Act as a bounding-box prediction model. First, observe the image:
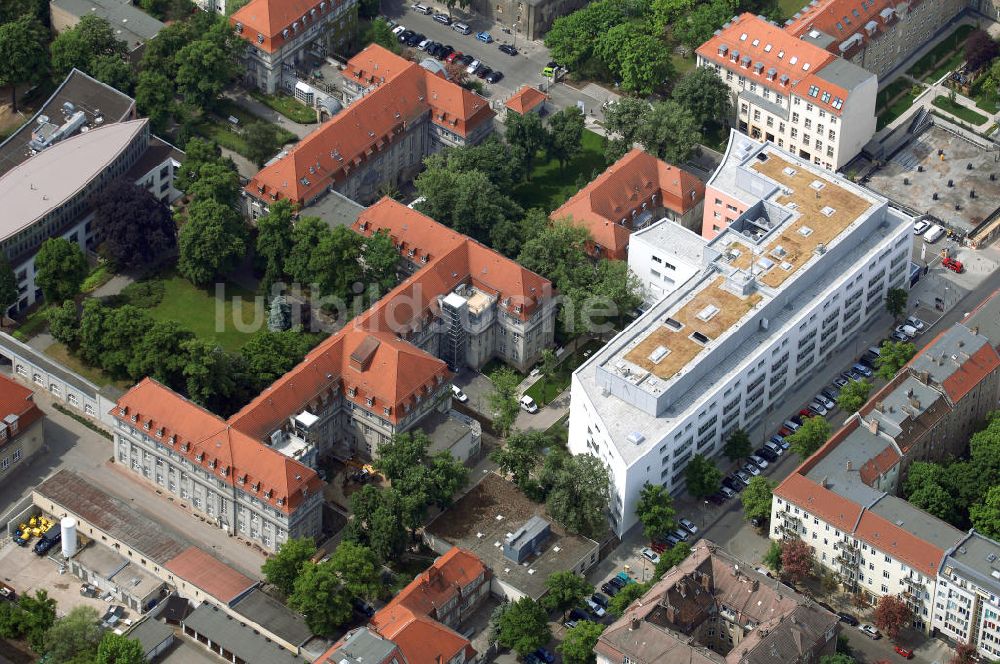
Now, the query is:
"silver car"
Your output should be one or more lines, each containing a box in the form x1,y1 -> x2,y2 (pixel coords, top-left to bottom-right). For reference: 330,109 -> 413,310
748,454 -> 769,470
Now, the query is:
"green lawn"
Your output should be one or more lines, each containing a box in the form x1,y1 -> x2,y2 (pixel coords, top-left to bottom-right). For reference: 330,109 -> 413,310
144,274 -> 262,352
876,87 -> 919,131
197,101 -> 298,161
908,24 -> 975,80
971,78 -> 1000,114
670,52 -> 697,77
13,305 -> 51,342
876,79 -> 912,112
932,95 -> 989,125
524,339 -> 603,406
248,91 -> 318,124
778,0 -> 811,19
511,129 -> 607,212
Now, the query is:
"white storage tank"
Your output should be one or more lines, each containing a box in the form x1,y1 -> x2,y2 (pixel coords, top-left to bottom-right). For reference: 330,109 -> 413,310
61,517 -> 77,558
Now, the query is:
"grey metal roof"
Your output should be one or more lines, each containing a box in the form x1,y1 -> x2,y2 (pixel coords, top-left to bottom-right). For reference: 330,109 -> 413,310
942,530 -> 1000,593
958,289 -> 1000,352
868,494 -> 965,553
51,0 -> 164,50
183,604 -> 307,664
126,617 -> 174,655
909,324 -> 990,387
804,425 -> 885,507
322,628 -> 398,664
34,469 -> 188,565
301,188 -> 365,229
232,588 -> 312,648
813,57 -> 874,94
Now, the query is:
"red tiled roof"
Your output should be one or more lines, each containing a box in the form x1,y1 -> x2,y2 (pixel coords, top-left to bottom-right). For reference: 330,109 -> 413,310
0,374 -> 42,445
859,445 -> 901,486
247,46 -> 493,205
696,13 -> 849,116
388,548 -> 487,617
113,378 -> 323,515
774,472 -> 863,534
372,607 -> 473,664
165,546 -> 257,604
853,510 -> 944,578
785,0 -> 901,57
231,0 -> 336,55
505,85 -> 547,115
550,148 -> 705,259
942,342 -> 1000,402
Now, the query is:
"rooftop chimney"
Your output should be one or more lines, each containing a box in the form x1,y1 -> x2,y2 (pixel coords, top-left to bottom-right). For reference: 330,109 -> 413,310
349,335 -> 381,371
909,397 -> 921,410
845,459 -> 853,471
630,615 -> 641,630
868,419 -> 879,435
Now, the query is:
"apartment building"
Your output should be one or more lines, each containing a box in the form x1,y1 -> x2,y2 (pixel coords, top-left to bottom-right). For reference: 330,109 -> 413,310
0,118 -> 181,313
113,198 -> 553,551
550,148 -> 705,260
771,291 -> 1000,638
568,132 -> 912,537
0,374 -> 44,484
595,540 -> 839,664
50,0 -> 164,64
245,45 -> 494,213
468,0 -> 588,40
231,0 -> 358,94
627,219 -> 710,305
786,0 -> 969,80
696,13 -> 877,171
935,531 -> 1000,660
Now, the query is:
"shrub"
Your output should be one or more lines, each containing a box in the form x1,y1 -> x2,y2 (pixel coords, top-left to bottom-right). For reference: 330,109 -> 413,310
120,280 -> 166,308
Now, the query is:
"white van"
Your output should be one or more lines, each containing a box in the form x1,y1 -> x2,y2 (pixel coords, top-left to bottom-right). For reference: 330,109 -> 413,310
453,21 -> 471,34
923,224 -> 945,243
412,3 -> 431,13
519,395 -> 538,413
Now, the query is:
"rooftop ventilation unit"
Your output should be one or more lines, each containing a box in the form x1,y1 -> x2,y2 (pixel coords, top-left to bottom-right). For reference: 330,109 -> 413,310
649,346 -> 669,364
627,432 -> 645,444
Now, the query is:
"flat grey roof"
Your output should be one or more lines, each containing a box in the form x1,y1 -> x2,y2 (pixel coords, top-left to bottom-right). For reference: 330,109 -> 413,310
869,494 -> 965,553
425,473 -> 598,600
944,531 -> 1000,593
420,409 -> 474,455
0,331 -> 124,400
814,55 -> 873,93
51,0 -> 165,50
183,604 -> 307,664
70,543 -> 169,599
322,628 -> 398,664
630,219 -> 708,265
35,469 -> 188,565
963,289 -> 1000,343
301,189 -> 365,229
0,69 -> 134,179
232,588 -> 311,648
127,617 -> 174,654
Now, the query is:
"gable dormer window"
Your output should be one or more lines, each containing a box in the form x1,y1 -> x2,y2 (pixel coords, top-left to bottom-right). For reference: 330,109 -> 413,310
143,419 -> 151,431
196,452 -> 204,462
348,387 -> 357,397
130,414 -> 138,423
383,407 -> 390,416
119,407 -> 128,416
366,397 -> 374,407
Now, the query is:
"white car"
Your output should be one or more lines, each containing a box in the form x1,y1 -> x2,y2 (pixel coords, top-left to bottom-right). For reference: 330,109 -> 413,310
465,59 -> 481,74
418,38 -> 430,50
719,485 -> 737,498
895,324 -> 918,339
585,598 -> 607,617
678,518 -> 698,535
905,315 -> 925,332
519,395 -> 538,413
859,623 -> 881,639
391,25 -> 406,35
814,394 -> 835,410
743,463 -> 761,477
913,219 -> 930,235
763,441 -> 784,457
923,224 -> 945,243
640,547 -> 660,564
451,384 -> 468,402
749,454 -> 769,470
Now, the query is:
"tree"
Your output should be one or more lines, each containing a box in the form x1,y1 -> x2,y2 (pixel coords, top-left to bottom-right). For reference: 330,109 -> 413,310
608,581 -> 648,617
488,367 -> 522,437
0,256 -> 17,314
543,571 -> 593,615
178,199 -> 247,286
673,0 -> 738,50
347,485 -> 409,561
505,111 -> 550,177
175,33 -> 237,109
763,540 -> 782,572
44,606 -> 103,664
560,620 -> 604,664
636,100 -> 700,164
87,54 -> 133,94
518,221 -> 591,288
602,97 -> 649,162
651,0 -> 694,29
653,541 -> 691,579
724,428 -> 752,463
240,330 -> 316,392
873,594 -> 912,641
819,655 -> 856,664
287,561 -> 353,636
490,206 -> 547,259
596,25 -> 674,96
965,29 -> 999,72
544,0 -> 631,72
185,161 -> 241,206
671,66 -> 733,128
741,476 -> 775,522
495,598 -> 551,656
18,590 -> 57,653
905,461 -> 960,524
286,216 -> 333,287
181,338 -> 246,415
35,238 -> 88,303
593,260 -> 643,328
50,15 -> 127,78
635,482 -> 676,539
836,379 -> 871,413
875,341 -> 916,381
244,121 -> 285,166
885,287 -> 908,319
970,486 -> 1000,540
547,106 -> 585,171
95,632 -> 147,664
47,301 -> 80,348
779,538 -> 814,585
684,453 -> 721,498
136,70 -> 175,132
129,320 -> 195,388
255,200 -> 295,294
359,230 -> 399,297
328,541 -> 382,600
268,296 -> 291,331
91,179 -> 177,272
0,15 -> 49,112
539,348 -> 559,391
261,536 -> 317,595
362,18 -> 401,53
950,641 -> 979,664
545,454 -> 610,538
414,167 -> 522,245
491,430 -> 548,489
787,416 -> 831,459
432,139 -> 526,191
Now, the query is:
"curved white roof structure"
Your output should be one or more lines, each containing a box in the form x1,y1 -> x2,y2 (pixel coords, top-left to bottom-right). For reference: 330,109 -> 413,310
0,119 -> 147,243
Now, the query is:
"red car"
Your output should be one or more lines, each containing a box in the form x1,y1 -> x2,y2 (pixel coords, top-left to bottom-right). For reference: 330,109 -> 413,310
942,257 -> 964,273
445,51 -> 462,63
894,646 -> 914,659
798,408 -> 813,418
778,426 -> 794,437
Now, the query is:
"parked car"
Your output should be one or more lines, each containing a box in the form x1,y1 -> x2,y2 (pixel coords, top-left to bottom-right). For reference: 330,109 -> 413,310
451,385 -> 468,402
101,605 -> 125,627
79,584 -> 97,598
641,547 -> 660,564
734,469 -> 753,485
412,2 -> 432,12
664,533 -> 680,546
821,387 -> 840,402
722,475 -> 744,491
832,376 -> 850,389
564,619 -> 577,629
534,647 -> 556,664
407,32 -> 425,46
672,528 -> 689,542
719,485 -> 737,498
465,59 -> 481,74
894,646 -> 913,659
391,24 -> 407,35
894,324 -> 918,339
770,435 -> 789,450
437,45 -> 454,60
763,441 -> 783,458
457,54 -> 474,66
352,598 -> 375,617
756,446 -> 778,463
485,70 -> 503,83
859,623 -> 881,639
943,256 -> 964,273
476,66 -> 492,79
585,598 -> 607,618
814,393 -> 835,410
904,315 -> 924,331
445,50 -> 461,63
433,13 -> 451,24
397,29 -> 414,42
891,329 -> 910,342
913,219 -> 930,235
33,529 -> 60,556
476,31 -> 493,43
845,368 -> 865,381
499,43 -> 518,55
569,608 -> 590,622
678,518 -> 698,534
778,425 -> 794,437
853,362 -> 873,378
836,611 -> 859,626
601,581 -> 620,596
923,224 -> 945,243
591,592 -> 609,608
0,583 -> 14,601
742,463 -> 761,477
707,492 -> 726,505
782,419 -> 801,432
808,401 -> 828,416
748,454 -> 769,469
519,395 -> 538,413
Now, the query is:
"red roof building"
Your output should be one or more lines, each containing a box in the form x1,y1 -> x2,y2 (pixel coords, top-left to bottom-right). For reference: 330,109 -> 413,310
551,148 -> 705,260
0,373 -> 44,477
244,45 -> 494,214
505,85 -> 547,116
165,546 -> 257,606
